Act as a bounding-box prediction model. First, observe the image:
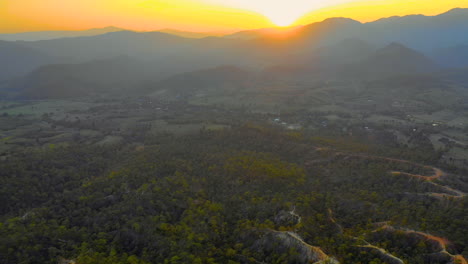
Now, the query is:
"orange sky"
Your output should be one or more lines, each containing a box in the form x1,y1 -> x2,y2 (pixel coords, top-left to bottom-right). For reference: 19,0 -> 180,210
1,0 -> 468,33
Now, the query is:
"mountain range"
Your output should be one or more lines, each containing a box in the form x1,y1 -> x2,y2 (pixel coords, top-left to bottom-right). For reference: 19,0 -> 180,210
1,8 -> 468,99
0,26 -> 123,41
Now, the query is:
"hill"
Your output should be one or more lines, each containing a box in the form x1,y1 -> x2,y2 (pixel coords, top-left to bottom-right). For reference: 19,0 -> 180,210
149,66 -> 255,100
158,29 -> 225,39
235,8 -> 468,52
9,57 -> 155,99
0,40 -> 56,81
0,26 -> 123,41
1,8 -> 468,84
360,8 -> 468,51
431,45 -> 468,68
341,43 -> 439,79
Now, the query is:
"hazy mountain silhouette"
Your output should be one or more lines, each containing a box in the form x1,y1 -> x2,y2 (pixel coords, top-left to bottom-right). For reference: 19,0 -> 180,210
340,43 -> 439,79
17,31 -> 197,62
13,30 -> 266,68
224,26 -> 304,40
9,57 -> 156,99
262,38 -> 376,81
360,8 -> 468,51
1,8 -> 468,99
0,26 -> 123,41
243,18 -> 362,60
0,40 -> 57,81
431,45 -> 468,68
158,29 -> 225,39
307,38 -> 376,65
234,8 -> 468,52
437,67 -> 468,86
220,9 -> 468,66
0,9 -> 465,63
263,42 -> 434,81
7,57 -> 257,99
149,66 -> 254,99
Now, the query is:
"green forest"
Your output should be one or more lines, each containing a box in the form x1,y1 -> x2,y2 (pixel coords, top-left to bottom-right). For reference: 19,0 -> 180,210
1,124 -> 467,264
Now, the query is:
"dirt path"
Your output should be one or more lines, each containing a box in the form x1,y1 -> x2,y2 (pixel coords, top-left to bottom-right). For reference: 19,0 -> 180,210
285,231 -> 328,259
357,244 -> 405,264
377,158 -> 464,198
308,149 -> 466,199
426,181 -> 466,199
390,167 -> 444,181
266,209 -> 339,264
376,225 -> 468,264
339,153 -> 444,181
306,149 -> 467,262
351,231 -> 405,264
268,230 -> 338,264
403,229 -> 467,264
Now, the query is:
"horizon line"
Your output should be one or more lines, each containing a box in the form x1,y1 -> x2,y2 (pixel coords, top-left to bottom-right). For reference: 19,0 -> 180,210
0,7 -> 465,35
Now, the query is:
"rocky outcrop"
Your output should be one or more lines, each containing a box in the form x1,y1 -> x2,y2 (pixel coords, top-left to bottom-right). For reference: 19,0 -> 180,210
255,230 -> 339,264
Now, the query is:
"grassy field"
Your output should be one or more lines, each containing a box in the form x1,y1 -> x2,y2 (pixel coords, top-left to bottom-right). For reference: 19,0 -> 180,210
0,100 -> 94,119
1,93 -> 467,169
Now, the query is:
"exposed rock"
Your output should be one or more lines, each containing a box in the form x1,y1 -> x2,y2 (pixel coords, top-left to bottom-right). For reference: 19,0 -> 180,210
274,209 -> 300,227
254,230 -> 339,264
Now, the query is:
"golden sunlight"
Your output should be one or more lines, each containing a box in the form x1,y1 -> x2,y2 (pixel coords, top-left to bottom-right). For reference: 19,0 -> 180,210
2,0 -> 468,32
206,0 -> 359,26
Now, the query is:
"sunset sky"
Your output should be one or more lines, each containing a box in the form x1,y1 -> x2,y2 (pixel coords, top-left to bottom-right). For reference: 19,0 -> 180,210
2,0 -> 468,33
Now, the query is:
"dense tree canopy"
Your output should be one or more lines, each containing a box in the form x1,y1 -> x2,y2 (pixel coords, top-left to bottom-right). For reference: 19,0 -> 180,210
0,125 -> 466,264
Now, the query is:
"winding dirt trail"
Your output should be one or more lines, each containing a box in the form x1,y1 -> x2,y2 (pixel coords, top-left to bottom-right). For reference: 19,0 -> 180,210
268,230 -> 338,264
390,167 -> 444,181
328,211 -> 404,264
285,231 -> 328,259
404,229 -> 467,264
265,209 -> 339,264
426,181 -> 466,199
375,225 -> 468,264
357,244 -> 405,264
338,153 -> 444,181
308,148 -> 466,199
305,148 -> 467,262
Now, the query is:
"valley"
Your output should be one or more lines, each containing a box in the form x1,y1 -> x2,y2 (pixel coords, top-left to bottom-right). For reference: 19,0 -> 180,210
1,94 -> 467,263
1,7 -> 468,264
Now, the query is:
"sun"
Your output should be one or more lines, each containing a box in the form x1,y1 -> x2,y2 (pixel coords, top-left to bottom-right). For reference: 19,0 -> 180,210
240,2 -> 310,27
263,10 -> 301,27
205,0 -> 320,27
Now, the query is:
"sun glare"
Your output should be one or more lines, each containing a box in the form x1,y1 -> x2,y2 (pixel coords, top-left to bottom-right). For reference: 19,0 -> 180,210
205,0 -> 356,27
247,3 -> 309,27
265,11 -> 301,27
2,0 -> 468,33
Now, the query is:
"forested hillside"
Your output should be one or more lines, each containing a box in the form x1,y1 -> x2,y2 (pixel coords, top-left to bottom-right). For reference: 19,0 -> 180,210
1,6 -> 468,264
1,124 -> 466,264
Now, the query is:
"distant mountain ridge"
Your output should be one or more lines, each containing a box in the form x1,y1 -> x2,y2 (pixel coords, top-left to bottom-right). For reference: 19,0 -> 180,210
8,57 -> 156,99
226,8 -> 468,52
148,66 -> 254,100
7,40 -> 442,100
16,30 -> 197,62
263,42 -> 439,81
0,40 -> 57,81
2,7 -> 467,45
0,27 -> 124,41
358,8 -> 468,51
431,44 -> 468,68
157,29 -> 226,39
1,7 -> 468,97
344,42 -> 440,78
